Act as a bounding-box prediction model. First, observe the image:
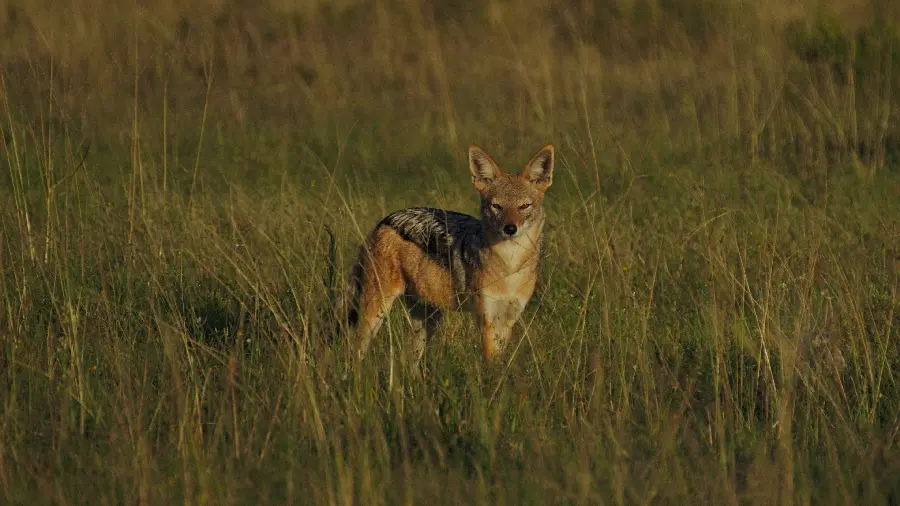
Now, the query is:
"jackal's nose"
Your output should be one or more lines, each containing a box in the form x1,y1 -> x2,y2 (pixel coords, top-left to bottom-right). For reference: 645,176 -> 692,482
503,224 -> 518,236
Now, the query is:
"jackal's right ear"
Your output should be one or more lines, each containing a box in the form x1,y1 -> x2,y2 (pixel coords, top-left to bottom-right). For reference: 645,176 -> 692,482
469,146 -> 501,192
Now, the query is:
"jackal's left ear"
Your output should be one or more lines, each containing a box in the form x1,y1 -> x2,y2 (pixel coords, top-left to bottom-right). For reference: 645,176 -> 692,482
524,144 -> 554,191
469,146 -> 501,192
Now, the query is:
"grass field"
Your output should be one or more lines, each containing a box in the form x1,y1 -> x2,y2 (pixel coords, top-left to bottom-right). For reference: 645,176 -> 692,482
1,0 -> 899,504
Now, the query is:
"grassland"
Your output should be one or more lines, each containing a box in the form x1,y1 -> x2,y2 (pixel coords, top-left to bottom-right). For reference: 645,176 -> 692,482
1,0 -> 899,504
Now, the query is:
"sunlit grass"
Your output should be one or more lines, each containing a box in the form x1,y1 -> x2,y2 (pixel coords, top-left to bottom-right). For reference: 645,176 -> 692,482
0,0 -> 898,504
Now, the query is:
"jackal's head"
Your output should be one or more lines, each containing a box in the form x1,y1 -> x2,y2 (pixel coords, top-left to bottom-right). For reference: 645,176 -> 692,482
469,144 -> 554,241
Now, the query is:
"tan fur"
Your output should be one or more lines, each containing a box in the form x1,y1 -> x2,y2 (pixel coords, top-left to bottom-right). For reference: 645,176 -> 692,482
352,144 -> 554,364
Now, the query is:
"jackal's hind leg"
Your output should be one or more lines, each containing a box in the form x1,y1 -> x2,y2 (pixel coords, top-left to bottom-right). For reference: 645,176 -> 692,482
356,276 -> 403,361
404,297 -> 443,368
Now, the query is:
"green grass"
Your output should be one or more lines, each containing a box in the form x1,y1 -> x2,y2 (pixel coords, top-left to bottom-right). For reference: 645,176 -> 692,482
1,0 -> 899,504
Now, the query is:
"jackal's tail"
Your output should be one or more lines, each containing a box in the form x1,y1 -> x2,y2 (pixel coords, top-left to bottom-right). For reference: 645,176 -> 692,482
322,225 -> 363,341
345,260 -> 363,328
330,256 -> 363,343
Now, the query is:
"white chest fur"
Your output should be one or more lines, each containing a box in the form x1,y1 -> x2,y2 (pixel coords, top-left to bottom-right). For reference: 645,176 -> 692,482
480,230 -> 541,302
490,239 -> 537,283
479,238 -> 539,333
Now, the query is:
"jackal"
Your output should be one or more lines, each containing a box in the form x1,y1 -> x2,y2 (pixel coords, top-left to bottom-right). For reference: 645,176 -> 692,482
348,144 -> 554,364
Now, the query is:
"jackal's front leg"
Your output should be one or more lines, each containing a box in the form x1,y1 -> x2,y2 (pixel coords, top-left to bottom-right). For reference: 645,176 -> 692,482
477,293 -> 523,360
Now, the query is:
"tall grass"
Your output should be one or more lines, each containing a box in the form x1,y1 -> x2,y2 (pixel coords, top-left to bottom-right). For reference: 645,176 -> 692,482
1,0 -> 898,504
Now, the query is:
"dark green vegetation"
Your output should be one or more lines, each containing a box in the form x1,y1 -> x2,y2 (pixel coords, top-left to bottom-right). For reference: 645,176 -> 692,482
1,0 -> 898,504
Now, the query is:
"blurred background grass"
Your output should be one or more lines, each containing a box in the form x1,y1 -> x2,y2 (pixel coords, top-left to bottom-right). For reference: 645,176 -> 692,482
1,0 -> 899,504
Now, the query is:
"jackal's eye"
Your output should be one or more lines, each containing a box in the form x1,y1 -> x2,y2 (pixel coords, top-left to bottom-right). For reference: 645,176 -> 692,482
519,202 -> 532,210
490,203 -> 503,211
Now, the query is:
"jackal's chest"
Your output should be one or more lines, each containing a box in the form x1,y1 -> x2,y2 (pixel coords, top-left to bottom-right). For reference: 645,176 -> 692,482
477,241 -> 540,300
474,254 -> 538,330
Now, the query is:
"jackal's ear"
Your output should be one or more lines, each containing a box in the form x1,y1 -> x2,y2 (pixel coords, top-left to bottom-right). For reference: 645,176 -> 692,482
524,144 -> 554,191
469,146 -> 501,192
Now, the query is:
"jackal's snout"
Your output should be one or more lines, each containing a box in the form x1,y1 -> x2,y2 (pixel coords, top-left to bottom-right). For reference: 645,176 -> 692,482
500,208 -> 522,237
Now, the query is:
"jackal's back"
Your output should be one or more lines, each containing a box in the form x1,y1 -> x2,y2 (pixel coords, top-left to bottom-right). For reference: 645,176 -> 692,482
378,207 -> 484,271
